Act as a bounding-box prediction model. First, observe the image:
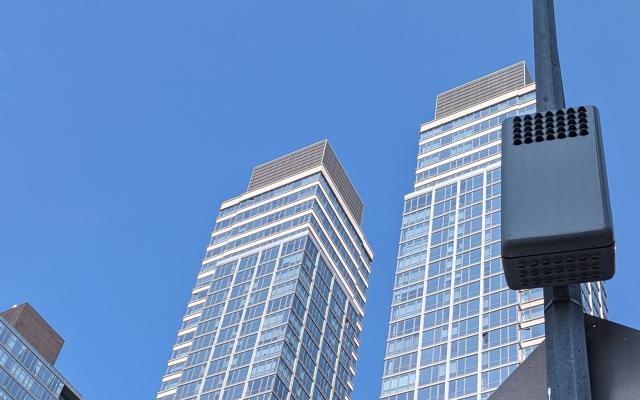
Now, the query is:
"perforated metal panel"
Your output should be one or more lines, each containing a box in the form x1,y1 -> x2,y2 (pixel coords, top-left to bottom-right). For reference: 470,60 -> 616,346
501,105 -> 615,289
511,106 -> 592,145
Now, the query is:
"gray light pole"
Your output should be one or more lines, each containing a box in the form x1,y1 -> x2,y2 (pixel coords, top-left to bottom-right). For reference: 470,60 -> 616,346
532,1 -> 592,399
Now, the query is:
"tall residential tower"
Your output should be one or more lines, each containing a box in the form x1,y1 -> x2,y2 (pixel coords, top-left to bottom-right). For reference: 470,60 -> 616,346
380,62 -> 607,400
157,140 -> 373,400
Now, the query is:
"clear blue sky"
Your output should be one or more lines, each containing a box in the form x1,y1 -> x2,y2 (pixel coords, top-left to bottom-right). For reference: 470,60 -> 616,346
1,2 -> 639,399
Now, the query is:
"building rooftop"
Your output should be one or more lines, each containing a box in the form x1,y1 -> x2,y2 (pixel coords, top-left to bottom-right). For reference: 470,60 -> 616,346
0,303 -> 82,400
435,61 -> 532,119
0,303 -> 64,365
247,140 -> 364,224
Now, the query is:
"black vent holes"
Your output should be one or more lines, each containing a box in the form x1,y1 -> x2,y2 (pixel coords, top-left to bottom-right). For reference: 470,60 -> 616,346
512,106 -> 589,146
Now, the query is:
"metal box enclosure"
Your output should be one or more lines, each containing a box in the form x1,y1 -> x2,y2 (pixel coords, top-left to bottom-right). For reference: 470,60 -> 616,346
501,105 -> 614,289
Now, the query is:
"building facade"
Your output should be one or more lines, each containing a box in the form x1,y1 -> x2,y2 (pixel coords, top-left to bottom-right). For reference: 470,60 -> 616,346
157,140 -> 373,400
0,303 -> 82,400
380,62 -> 607,400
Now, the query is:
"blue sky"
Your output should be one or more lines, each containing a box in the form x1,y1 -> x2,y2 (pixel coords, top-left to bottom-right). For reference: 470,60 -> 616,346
1,2 -> 639,399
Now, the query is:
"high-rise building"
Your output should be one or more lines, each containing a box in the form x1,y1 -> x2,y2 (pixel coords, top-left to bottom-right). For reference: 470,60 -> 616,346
0,303 -> 83,400
157,140 -> 373,400
379,62 -> 607,400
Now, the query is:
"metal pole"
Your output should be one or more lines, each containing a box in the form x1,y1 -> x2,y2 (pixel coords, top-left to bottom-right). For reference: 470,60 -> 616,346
533,1 -> 592,399
533,0 -> 565,110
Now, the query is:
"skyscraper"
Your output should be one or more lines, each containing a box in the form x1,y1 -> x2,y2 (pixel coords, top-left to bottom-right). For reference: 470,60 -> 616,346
157,140 -> 373,400
0,303 -> 83,400
380,62 -> 607,400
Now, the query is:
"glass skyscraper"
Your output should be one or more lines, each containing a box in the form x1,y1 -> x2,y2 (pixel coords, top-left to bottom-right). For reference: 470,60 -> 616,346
379,62 -> 607,400
157,140 -> 373,400
0,303 -> 83,400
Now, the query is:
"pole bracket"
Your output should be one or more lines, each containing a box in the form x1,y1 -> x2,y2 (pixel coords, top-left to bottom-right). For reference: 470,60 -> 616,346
544,285 -> 583,310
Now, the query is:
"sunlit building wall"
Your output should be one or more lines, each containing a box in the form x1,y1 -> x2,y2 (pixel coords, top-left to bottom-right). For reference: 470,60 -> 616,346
379,62 -> 607,400
157,140 -> 373,400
